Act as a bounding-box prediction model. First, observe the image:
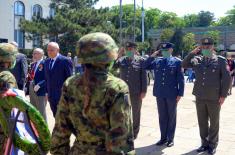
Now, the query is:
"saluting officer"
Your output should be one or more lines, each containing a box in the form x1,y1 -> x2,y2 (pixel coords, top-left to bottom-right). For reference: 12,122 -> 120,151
143,42 -> 185,147
115,41 -> 147,139
182,37 -> 231,155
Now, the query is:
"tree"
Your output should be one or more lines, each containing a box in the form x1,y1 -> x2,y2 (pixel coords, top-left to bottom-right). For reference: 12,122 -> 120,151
137,41 -> 150,55
160,28 -> 174,42
226,5 -> 235,25
145,8 -> 161,30
204,30 -> 220,45
20,0 -> 117,54
215,16 -> 232,26
184,14 -> 198,27
182,33 -> 195,55
170,28 -> 184,56
158,12 -> 185,29
197,11 -> 214,27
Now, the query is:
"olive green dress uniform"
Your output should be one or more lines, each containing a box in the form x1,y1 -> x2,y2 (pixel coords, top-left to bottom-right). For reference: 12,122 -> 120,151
115,55 -> 147,139
182,52 -> 231,149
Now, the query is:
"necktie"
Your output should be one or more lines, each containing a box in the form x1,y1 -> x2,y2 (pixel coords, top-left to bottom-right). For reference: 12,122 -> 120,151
30,63 -> 36,80
49,59 -> 54,70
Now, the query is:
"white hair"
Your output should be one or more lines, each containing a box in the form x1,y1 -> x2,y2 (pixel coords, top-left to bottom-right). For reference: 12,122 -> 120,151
10,41 -> 18,47
33,48 -> 44,55
48,42 -> 60,50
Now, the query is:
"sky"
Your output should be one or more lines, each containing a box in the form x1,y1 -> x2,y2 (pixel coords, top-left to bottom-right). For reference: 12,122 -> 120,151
95,0 -> 235,19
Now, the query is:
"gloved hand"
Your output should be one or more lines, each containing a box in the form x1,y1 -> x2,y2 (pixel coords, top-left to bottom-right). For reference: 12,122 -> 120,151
34,85 -> 40,92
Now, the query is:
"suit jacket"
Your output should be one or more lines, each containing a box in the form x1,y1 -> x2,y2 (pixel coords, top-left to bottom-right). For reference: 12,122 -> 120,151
31,60 -> 46,96
10,53 -> 28,87
44,54 -> 73,103
143,56 -> 185,99
115,55 -> 147,95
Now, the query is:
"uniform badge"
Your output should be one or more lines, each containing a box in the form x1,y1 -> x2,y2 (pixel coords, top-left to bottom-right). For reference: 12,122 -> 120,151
162,44 -> 166,48
205,39 -> 209,43
212,69 -> 215,72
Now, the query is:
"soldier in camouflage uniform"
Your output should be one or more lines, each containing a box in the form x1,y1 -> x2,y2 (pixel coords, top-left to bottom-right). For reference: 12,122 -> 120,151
50,32 -> 135,155
0,43 -> 18,154
182,37 -> 231,155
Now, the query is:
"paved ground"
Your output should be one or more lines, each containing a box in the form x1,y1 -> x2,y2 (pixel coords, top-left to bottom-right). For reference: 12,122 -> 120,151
46,81 -> 235,155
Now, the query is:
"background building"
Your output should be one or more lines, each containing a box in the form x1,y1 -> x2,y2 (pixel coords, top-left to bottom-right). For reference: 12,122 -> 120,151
0,0 -> 53,49
148,26 -> 235,51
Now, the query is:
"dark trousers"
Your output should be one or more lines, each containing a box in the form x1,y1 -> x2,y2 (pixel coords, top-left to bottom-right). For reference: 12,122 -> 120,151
49,99 -> 59,117
156,97 -> 177,141
130,94 -> 142,139
196,98 -> 221,149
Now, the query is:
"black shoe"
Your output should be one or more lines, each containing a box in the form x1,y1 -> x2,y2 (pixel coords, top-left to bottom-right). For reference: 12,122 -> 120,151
166,141 -> 174,147
208,147 -> 216,155
155,139 -> 167,146
196,146 -> 209,152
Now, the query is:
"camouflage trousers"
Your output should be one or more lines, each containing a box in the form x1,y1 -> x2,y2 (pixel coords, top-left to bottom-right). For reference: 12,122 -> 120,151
0,129 -> 6,154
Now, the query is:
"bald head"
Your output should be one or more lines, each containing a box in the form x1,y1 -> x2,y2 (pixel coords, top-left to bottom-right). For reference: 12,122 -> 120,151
47,42 -> 60,58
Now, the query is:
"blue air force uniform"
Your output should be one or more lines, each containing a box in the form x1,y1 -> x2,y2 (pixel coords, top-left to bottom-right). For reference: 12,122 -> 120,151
143,43 -> 184,145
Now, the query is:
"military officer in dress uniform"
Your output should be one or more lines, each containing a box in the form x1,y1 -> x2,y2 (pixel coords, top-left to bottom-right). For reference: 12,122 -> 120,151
115,41 -> 147,139
143,42 -> 184,147
182,37 -> 231,155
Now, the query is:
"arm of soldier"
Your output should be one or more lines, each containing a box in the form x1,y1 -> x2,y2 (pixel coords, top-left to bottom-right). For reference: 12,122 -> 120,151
176,61 -> 185,103
50,84 -> 72,155
182,47 -> 200,68
142,56 -> 156,70
220,59 -> 231,99
105,92 -> 135,154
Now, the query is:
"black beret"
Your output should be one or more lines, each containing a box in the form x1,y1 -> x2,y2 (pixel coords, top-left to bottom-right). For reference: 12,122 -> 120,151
159,42 -> 175,49
201,37 -> 214,45
125,41 -> 137,48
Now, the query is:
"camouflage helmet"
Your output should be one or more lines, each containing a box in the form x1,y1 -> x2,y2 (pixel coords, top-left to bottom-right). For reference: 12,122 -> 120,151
0,43 -> 18,68
76,32 -> 118,64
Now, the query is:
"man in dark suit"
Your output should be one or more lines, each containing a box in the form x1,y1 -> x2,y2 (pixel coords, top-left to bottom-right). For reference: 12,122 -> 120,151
10,41 -> 28,90
143,42 -> 185,147
29,48 -> 47,121
45,42 -> 73,117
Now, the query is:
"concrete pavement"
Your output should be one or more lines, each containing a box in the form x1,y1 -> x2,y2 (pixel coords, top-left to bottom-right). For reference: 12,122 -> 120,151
135,81 -> 235,155
46,81 -> 235,155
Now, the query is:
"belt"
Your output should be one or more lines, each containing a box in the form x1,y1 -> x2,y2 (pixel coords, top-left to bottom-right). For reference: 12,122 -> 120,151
76,139 -> 105,147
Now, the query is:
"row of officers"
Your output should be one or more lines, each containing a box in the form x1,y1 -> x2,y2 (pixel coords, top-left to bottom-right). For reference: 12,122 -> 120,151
115,37 -> 231,155
1,33 -> 230,155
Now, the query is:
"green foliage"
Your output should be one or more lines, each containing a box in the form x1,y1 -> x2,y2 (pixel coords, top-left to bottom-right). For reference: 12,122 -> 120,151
183,14 -> 198,27
182,33 -> 195,54
197,11 -> 214,27
160,28 -> 174,42
137,41 -> 150,54
170,28 -> 184,56
158,12 -> 185,28
204,30 -> 220,45
226,5 -> 235,25
145,8 -> 161,30
19,49 -> 33,58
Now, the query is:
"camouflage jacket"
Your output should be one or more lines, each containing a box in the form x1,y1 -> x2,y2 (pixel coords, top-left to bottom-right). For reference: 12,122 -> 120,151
50,69 -> 135,155
0,70 -> 17,153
